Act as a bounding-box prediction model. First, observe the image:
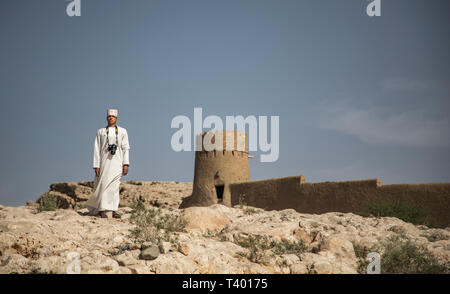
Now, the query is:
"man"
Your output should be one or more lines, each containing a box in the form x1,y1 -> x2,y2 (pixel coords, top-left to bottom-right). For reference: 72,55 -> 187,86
86,109 -> 130,218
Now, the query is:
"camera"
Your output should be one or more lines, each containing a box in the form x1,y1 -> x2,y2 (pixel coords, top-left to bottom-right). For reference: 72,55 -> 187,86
108,144 -> 118,155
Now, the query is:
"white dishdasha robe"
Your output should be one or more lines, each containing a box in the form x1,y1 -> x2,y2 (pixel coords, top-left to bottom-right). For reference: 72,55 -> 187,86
86,126 -> 130,215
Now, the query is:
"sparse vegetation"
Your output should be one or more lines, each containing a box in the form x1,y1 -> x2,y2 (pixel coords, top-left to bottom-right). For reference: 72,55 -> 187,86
421,231 -> 449,243
108,244 -> 133,256
272,239 -> 307,256
353,236 -> 449,274
279,212 -> 296,222
234,234 -> 308,264
244,207 -> 261,215
37,192 -> 58,212
352,242 -> 374,274
276,259 -> 289,268
203,229 -> 222,239
127,180 -> 143,186
237,193 -> 263,215
362,199 -> 437,227
379,235 -> 449,274
235,234 -> 272,263
129,200 -> 186,245
203,227 -> 230,242
310,222 -> 320,228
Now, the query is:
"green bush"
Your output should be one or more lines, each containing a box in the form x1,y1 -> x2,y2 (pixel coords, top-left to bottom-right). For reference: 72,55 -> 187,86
235,234 -> 272,263
353,236 -> 449,274
129,200 -> 186,244
235,234 -> 308,264
364,199 -> 437,227
127,180 -> 143,186
272,239 -> 307,256
380,235 -> 449,274
37,193 -> 58,212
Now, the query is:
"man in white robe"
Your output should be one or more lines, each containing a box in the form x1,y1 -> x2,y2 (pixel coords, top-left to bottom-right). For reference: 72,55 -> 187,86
86,109 -> 130,218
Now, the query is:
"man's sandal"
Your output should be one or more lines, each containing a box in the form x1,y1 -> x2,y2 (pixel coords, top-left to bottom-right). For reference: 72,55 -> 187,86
112,212 -> 121,219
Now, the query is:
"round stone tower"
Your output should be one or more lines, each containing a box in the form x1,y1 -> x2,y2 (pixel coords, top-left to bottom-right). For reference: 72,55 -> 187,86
181,130 -> 250,208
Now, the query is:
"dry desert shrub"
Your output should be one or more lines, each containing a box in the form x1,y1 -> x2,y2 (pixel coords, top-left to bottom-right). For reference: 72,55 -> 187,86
363,198 -> 437,227
129,200 -> 186,245
353,235 -> 449,274
234,234 -> 307,264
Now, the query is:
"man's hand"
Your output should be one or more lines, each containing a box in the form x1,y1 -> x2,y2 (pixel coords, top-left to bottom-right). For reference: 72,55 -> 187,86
122,165 -> 129,176
94,168 -> 100,177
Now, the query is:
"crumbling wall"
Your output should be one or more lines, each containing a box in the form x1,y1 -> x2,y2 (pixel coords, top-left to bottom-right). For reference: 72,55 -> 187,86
376,183 -> 450,227
229,176 -> 450,227
229,175 -> 305,209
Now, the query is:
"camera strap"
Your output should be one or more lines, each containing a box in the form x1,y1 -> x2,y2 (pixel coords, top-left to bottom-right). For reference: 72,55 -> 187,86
106,125 -> 119,146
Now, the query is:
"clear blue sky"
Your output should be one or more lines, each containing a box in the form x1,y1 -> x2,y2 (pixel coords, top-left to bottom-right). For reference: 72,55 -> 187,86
1,0 -> 449,206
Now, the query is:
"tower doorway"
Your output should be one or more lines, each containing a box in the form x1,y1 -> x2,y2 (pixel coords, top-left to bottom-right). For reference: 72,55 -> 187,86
215,185 -> 224,203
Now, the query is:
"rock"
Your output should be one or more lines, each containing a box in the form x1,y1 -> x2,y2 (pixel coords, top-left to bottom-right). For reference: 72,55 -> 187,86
290,263 -> 308,274
0,184 -> 448,274
140,242 -> 154,250
148,254 -> 198,274
158,241 -> 176,254
0,254 -> 30,273
140,246 -> 160,260
292,228 -> 314,243
113,250 -> 140,266
26,201 -> 38,207
127,264 -> 152,274
49,182 -> 93,202
181,205 -> 231,233
178,243 -> 189,256
28,256 -> 67,274
81,254 -> 120,274
311,261 -> 334,274
321,236 -> 356,259
37,191 -> 76,210
114,267 -> 133,274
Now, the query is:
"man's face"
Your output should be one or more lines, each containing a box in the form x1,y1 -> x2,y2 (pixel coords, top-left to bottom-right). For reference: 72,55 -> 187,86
107,115 -> 117,125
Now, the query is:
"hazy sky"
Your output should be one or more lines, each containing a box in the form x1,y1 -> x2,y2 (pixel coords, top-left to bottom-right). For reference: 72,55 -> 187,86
1,0 -> 449,206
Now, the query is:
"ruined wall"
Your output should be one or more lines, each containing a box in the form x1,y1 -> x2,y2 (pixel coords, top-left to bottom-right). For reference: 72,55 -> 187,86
376,183 -> 450,228
229,176 -> 450,227
229,175 -> 306,209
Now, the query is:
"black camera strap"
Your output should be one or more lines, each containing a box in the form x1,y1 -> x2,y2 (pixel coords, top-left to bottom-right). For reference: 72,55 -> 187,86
106,125 -> 119,147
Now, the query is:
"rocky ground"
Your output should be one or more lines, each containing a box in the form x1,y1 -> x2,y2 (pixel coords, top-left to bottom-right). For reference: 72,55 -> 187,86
0,181 -> 449,274
32,180 -> 192,211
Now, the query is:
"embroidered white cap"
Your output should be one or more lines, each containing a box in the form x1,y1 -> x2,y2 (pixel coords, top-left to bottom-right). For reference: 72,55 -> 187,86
107,109 -> 118,117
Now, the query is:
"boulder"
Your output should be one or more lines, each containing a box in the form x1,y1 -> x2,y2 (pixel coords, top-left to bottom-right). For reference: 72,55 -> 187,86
158,242 -> 176,254
140,246 -> 160,260
181,205 -> 231,233
321,236 -> 356,259
178,242 -> 189,256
